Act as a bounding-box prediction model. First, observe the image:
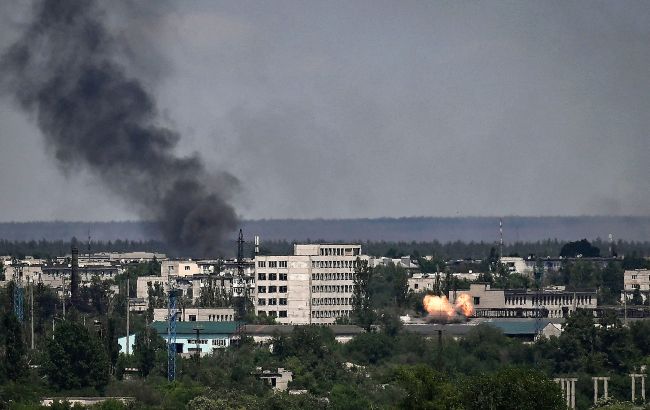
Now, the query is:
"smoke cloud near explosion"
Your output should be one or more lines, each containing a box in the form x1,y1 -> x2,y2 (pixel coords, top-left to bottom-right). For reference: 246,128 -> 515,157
0,0 -> 238,256
423,293 -> 474,322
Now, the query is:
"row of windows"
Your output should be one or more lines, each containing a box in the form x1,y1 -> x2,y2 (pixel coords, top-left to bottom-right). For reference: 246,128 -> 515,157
312,310 -> 351,318
312,297 -> 352,306
257,261 -> 288,268
312,260 -> 358,269
312,272 -> 354,281
319,247 -> 359,256
258,298 -> 288,306
504,295 -> 593,306
258,310 -> 288,318
257,273 -> 288,281
257,285 -> 288,293
312,285 -> 353,293
630,274 -> 650,280
186,314 -> 233,322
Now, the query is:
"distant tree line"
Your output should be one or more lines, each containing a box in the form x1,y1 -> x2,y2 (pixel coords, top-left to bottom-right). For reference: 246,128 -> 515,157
2,237 -> 650,262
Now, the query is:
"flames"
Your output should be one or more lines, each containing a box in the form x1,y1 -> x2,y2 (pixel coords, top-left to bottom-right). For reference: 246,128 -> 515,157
423,293 -> 474,322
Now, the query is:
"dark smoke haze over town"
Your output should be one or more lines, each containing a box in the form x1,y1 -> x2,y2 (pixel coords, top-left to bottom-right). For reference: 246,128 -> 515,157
1,0 -> 238,256
1,1 -> 650,249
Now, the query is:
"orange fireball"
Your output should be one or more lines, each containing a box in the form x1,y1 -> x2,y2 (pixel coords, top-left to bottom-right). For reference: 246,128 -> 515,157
423,294 -> 455,317
422,292 -> 475,319
454,293 -> 475,317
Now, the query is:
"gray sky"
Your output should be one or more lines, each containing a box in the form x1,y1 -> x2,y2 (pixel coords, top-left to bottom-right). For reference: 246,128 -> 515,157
1,0 -> 649,221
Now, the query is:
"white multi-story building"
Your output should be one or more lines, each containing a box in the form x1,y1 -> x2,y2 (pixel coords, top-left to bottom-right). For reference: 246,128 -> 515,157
622,269 -> 650,303
254,244 -> 368,325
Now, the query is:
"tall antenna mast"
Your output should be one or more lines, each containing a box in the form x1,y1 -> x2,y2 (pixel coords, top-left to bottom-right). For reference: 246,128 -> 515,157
499,218 -> 504,260
237,229 -> 245,279
235,229 -> 250,319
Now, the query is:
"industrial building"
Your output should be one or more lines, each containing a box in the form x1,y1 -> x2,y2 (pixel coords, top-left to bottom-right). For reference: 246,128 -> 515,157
452,283 -> 598,318
119,321 -> 243,356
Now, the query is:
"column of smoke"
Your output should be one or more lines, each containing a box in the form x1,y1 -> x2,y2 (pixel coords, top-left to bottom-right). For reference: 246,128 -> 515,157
0,0 -> 238,257
423,293 -> 474,323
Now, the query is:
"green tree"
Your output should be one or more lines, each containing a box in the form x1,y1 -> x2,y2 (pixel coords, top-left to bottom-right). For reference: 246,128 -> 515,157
560,239 -> 600,258
462,367 -> 564,410
329,384 -> 372,410
392,364 -> 462,409
352,258 -> 375,331
133,327 -> 165,378
45,320 -> 110,390
3,312 -> 27,380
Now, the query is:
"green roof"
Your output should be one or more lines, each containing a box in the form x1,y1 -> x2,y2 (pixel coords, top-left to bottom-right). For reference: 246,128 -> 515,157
151,321 -> 243,336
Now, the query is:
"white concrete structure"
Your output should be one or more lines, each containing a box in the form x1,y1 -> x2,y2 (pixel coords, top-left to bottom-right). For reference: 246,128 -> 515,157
408,274 -> 437,292
256,368 -> 293,391
153,307 -> 235,322
254,244 -> 368,324
621,269 -> 650,303
500,257 -> 531,275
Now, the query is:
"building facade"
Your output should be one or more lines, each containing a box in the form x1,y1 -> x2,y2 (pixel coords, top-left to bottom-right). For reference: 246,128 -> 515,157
254,244 -> 368,324
453,283 -> 598,318
621,269 -> 650,303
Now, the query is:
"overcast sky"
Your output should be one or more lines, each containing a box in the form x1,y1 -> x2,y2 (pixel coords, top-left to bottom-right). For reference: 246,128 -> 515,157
1,1 -> 649,221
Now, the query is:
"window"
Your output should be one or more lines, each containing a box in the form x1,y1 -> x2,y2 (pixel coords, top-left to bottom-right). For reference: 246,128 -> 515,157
414,284 -> 419,289
258,298 -> 266,305
189,315 -> 197,321
269,311 -> 277,317
268,273 -> 277,281
258,272 -> 266,280
258,261 -> 266,267
258,286 -> 266,293
633,284 -> 641,289
258,311 -> 266,316
269,286 -> 277,293
280,298 -> 287,305
632,275 -> 638,279
184,266 -> 190,271
279,310 -> 287,318
269,261 -> 278,268
279,261 -> 287,268
268,298 -> 277,305
279,286 -> 287,293
473,297 -> 480,305
280,273 -> 287,281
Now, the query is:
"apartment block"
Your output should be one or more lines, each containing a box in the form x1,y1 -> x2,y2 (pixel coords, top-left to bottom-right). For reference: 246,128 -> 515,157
254,244 -> 368,324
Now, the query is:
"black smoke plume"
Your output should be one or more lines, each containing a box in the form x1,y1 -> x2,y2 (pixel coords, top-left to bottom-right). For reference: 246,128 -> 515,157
0,0 -> 239,256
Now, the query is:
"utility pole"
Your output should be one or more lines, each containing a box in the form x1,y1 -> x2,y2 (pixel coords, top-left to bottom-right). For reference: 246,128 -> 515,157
30,278 -> 34,349
193,326 -> 203,363
126,272 -> 130,355
62,277 -> 66,319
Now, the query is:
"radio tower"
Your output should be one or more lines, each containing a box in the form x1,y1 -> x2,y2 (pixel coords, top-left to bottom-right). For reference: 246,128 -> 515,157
499,219 -> 504,260
167,265 -> 177,382
235,229 -> 250,319
12,257 -> 24,322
